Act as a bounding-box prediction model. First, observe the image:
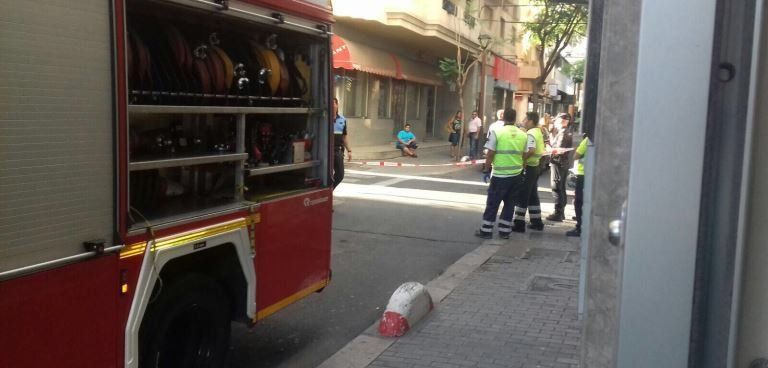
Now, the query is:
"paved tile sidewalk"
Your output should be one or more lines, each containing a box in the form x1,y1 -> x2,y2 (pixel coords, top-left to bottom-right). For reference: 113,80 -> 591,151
368,228 -> 581,368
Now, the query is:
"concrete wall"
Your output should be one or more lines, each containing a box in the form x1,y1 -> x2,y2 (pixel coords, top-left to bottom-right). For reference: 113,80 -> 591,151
346,83 -> 435,149
346,117 -> 396,147
580,0 -> 642,366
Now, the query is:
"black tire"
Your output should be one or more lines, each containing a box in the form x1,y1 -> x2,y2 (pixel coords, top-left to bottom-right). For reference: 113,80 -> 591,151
139,273 -> 231,368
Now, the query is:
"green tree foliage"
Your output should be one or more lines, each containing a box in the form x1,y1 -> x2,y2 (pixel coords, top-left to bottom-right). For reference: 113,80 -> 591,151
437,58 -> 460,85
563,59 -> 585,83
523,0 -> 587,108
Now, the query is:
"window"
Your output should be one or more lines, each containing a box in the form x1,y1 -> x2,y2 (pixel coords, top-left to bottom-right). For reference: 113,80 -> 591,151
365,75 -> 391,119
376,76 -> 391,118
464,0 -> 476,28
442,0 -> 457,15
500,17 -> 506,40
510,27 -> 517,46
479,6 -> 493,29
405,83 -> 420,120
334,69 -> 366,118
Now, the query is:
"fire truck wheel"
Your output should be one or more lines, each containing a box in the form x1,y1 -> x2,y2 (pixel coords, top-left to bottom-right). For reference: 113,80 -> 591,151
140,273 -> 231,368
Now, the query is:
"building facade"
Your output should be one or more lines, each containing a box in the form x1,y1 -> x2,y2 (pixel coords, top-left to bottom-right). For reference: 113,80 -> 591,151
507,0 -> 578,119
331,0 -> 522,149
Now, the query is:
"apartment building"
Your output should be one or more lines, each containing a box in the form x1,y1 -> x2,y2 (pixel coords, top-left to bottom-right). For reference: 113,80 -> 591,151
331,0 -> 521,148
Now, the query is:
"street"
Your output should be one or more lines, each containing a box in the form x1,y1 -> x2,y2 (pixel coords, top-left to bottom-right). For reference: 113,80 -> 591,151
6,0 -> 751,366
228,152 -> 569,368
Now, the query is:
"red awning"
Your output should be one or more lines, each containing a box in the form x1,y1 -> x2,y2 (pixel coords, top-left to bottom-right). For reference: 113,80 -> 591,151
332,35 -> 441,85
492,55 -> 520,87
332,35 -> 399,79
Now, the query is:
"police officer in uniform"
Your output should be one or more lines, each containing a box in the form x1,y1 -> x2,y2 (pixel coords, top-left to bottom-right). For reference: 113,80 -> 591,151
546,113 -> 574,221
513,112 -> 545,232
475,108 -> 534,239
333,98 -> 351,189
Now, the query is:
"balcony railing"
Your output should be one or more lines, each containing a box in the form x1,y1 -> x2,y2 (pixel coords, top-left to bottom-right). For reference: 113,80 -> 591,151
464,12 -> 476,28
442,0 -> 457,15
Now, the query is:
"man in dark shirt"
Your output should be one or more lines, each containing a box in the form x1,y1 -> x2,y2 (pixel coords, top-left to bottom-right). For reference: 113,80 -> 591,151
333,98 -> 351,189
546,113 -> 573,221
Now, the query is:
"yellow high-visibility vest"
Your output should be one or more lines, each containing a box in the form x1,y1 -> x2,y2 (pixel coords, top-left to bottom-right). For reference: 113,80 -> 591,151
492,125 -> 527,176
526,127 -> 545,167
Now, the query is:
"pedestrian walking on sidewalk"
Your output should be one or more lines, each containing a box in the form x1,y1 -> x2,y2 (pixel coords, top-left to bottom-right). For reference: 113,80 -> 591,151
446,111 -> 463,161
332,97 -> 351,190
546,113 -> 574,221
513,112 -> 546,232
475,108 -> 532,239
467,110 -> 483,160
567,134 -> 591,237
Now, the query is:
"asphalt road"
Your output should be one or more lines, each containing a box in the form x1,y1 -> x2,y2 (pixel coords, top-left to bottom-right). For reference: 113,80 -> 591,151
227,153 -> 563,368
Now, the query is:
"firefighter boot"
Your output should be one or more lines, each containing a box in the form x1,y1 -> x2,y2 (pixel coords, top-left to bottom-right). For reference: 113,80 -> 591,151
528,221 -> 544,231
546,212 -> 565,222
512,220 -> 526,233
474,229 -> 492,239
566,227 -> 581,237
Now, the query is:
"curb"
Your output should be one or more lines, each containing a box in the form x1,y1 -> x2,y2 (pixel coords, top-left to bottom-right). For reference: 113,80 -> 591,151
316,241 -> 505,368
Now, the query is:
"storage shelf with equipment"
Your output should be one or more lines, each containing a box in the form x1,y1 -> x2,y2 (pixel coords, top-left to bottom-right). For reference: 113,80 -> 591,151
130,153 -> 248,171
244,160 -> 320,177
129,105 -> 321,115
125,0 -> 330,229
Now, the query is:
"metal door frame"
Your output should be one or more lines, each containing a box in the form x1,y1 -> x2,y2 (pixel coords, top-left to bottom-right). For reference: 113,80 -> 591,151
616,0 -> 718,366
728,1 -> 766,366
684,0 -> 763,366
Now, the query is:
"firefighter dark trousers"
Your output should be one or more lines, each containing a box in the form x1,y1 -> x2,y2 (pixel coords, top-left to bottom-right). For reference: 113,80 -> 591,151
479,175 -> 524,236
550,163 -> 569,214
514,165 -> 543,226
333,147 -> 345,189
574,175 -> 585,230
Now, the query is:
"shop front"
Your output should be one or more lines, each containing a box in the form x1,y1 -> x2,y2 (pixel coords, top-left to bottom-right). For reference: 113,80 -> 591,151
491,55 -> 520,117
331,34 -> 442,148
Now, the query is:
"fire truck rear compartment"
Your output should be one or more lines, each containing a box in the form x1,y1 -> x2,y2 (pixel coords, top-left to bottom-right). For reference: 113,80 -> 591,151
125,0 -> 330,230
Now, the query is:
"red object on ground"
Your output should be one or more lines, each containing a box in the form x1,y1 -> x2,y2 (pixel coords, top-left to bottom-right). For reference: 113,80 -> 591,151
379,311 -> 411,337
378,282 -> 434,338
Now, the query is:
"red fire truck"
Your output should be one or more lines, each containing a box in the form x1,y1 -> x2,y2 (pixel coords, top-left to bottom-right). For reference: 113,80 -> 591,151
0,1 -> 334,367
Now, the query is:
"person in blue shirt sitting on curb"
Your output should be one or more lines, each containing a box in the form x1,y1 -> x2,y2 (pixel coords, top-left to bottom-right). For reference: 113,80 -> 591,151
396,123 -> 418,158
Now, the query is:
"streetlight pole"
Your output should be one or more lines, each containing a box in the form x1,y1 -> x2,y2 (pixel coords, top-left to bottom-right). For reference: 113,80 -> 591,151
477,34 -> 492,126
479,52 -> 487,122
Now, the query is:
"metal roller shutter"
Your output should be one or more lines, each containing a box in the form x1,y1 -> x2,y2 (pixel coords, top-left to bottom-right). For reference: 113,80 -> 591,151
0,0 -> 114,272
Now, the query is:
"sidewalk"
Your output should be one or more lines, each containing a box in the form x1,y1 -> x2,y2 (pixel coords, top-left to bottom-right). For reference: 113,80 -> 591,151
353,141 -> 453,161
322,221 -> 582,368
371,224 -> 581,368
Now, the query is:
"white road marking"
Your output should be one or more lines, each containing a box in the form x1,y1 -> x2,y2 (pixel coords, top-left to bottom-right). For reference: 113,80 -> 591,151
346,169 -> 486,187
374,177 -> 408,187
346,169 -> 574,195
334,183 -> 577,218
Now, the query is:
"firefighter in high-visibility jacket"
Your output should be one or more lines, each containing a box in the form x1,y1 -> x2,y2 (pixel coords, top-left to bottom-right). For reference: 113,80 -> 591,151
567,135 -> 590,237
475,108 -> 535,239
513,112 -> 546,232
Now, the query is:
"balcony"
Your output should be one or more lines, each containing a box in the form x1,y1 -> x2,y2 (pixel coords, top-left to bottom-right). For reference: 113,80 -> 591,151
332,0 -> 482,52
